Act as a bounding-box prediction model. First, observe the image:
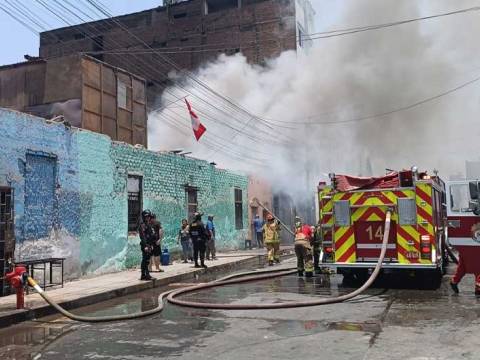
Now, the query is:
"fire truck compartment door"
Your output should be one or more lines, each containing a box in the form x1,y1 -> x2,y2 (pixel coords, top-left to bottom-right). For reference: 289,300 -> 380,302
354,220 -> 397,261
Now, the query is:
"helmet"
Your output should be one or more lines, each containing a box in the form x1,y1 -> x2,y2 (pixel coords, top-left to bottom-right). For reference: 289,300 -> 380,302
141,209 -> 152,221
266,213 -> 274,221
194,212 -> 203,221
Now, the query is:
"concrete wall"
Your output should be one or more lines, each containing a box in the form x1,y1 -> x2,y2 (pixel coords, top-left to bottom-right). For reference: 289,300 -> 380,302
0,108 -> 248,278
247,176 -> 272,242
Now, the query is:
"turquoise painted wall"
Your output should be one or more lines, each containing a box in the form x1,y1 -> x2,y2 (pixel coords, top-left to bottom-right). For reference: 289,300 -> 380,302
0,108 -> 248,278
111,143 -> 249,267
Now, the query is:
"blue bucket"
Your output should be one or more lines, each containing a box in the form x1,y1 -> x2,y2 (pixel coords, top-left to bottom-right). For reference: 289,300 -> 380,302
160,248 -> 170,266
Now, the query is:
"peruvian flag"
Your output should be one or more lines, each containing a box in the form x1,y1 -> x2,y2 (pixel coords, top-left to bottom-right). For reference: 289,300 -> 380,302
185,99 -> 206,141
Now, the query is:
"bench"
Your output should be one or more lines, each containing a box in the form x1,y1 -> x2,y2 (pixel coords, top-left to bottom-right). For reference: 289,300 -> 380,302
18,257 -> 65,291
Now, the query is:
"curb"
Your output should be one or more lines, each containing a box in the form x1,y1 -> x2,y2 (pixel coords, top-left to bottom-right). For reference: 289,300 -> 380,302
0,251 -> 293,329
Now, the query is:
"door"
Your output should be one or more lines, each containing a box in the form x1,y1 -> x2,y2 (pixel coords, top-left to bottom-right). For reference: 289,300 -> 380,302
24,153 -> 57,240
354,220 -> 398,261
0,187 -> 14,296
446,181 -> 480,273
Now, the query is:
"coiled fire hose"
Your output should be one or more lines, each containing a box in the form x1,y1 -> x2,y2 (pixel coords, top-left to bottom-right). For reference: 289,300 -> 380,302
26,211 -> 391,322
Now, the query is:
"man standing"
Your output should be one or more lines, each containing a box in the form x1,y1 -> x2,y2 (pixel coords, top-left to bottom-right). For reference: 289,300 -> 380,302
189,212 -> 208,268
263,214 -> 281,266
253,214 -> 264,248
206,215 -> 217,260
294,216 -> 314,277
138,210 -> 156,280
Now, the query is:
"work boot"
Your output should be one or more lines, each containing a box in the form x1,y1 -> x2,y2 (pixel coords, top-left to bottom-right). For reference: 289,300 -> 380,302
297,270 -> 304,277
144,275 -> 153,281
274,259 -> 281,264
183,260 -> 188,263
268,260 -> 274,266
450,281 -> 459,294
194,263 -> 201,268
201,262 -> 208,269
305,271 -> 313,278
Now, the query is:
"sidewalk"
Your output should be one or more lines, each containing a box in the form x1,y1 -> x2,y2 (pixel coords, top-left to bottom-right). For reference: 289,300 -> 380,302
0,247 -> 294,328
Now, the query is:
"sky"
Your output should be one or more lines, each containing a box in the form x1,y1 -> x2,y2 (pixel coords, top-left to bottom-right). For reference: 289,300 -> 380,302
0,0 -> 160,65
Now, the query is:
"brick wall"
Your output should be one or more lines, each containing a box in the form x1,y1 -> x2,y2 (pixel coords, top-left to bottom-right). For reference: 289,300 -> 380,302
39,0 -> 297,108
0,108 -> 248,278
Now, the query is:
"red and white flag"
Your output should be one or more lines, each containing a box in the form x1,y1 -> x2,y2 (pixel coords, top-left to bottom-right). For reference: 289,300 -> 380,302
185,99 -> 206,141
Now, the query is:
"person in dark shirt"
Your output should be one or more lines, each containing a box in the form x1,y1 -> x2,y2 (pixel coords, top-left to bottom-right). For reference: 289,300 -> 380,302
138,209 -> 156,280
253,214 -> 264,248
189,212 -> 208,268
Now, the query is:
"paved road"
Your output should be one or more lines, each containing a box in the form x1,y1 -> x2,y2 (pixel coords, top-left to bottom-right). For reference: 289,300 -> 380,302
1,263 -> 478,360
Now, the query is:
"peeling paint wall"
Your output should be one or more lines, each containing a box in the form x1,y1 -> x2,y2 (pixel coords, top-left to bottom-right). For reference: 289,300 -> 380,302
0,108 -> 248,279
0,109 -> 81,278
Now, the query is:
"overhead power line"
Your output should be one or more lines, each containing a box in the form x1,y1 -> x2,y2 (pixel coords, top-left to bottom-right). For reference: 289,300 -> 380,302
304,5 -> 480,40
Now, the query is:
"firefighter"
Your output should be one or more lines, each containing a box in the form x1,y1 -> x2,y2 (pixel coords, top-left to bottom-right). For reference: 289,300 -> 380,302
189,212 -> 208,268
138,210 -> 156,280
294,216 -> 314,277
312,224 -> 322,274
451,223 -> 480,295
263,213 -> 281,266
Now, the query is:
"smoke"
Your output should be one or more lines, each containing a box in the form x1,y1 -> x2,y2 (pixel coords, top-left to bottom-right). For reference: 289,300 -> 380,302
148,0 -> 480,196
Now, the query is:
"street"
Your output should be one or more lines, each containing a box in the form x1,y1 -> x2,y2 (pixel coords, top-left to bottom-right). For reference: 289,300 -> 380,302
1,260 -> 478,360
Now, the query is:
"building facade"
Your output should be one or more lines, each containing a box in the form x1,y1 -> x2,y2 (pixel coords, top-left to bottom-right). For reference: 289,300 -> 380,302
0,108 -> 248,279
247,176 -> 273,244
39,0 -> 314,108
0,55 -> 148,146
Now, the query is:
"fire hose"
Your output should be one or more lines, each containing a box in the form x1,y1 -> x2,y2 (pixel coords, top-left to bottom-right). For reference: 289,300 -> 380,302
24,210 -> 391,322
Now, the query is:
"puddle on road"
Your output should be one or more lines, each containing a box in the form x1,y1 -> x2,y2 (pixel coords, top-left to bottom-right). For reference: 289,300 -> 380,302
0,262 -> 391,359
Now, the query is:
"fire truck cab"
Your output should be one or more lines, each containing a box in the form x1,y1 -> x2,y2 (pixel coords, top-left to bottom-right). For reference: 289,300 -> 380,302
318,168 -> 448,288
446,180 -> 480,277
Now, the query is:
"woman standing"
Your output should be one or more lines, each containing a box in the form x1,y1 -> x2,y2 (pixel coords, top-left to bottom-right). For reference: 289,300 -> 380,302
150,213 -> 164,272
178,219 -> 192,263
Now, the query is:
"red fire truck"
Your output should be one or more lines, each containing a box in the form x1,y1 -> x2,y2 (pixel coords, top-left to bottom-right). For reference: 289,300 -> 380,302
446,180 -> 480,287
318,168 -> 448,288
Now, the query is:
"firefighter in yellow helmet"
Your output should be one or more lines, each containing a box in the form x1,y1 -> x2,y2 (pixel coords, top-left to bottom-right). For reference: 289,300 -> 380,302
294,216 -> 314,277
263,213 -> 281,266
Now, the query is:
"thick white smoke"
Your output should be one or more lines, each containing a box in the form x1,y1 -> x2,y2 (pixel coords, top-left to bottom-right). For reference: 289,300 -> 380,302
148,0 -> 480,196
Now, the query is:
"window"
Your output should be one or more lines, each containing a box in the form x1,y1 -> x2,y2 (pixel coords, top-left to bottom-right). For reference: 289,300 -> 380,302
117,80 -> 127,109
186,187 -> 198,221
205,0 -> 239,14
234,188 -> 243,229
128,175 -> 142,231
117,79 -> 132,110
298,27 -> 304,48
24,153 -> 57,240
449,184 -> 472,213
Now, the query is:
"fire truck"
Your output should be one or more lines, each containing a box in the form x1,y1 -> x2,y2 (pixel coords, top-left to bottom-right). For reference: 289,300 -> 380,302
446,180 -> 480,283
318,167 -> 448,288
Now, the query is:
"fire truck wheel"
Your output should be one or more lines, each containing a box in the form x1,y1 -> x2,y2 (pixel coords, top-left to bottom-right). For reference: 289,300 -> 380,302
341,269 -> 369,286
416,269 -> 442,290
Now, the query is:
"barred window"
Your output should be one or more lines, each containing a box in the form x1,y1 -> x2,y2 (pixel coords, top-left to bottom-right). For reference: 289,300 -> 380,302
128,175 -> 142,232
235,188 -> 243,230
186,187 -> 198,222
